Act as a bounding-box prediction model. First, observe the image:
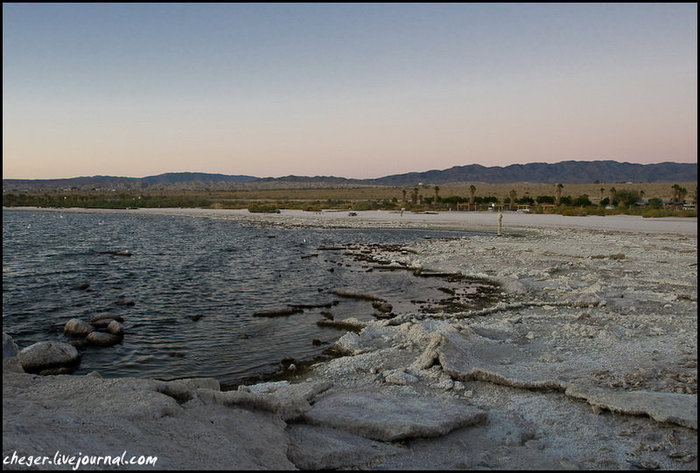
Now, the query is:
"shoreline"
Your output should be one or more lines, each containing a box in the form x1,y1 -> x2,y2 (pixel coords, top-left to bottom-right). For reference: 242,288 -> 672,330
3,208 -> 697,469
4,206 -> 698,235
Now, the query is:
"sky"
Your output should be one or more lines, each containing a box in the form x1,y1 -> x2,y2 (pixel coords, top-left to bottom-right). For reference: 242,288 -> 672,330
2,3 -> 697,180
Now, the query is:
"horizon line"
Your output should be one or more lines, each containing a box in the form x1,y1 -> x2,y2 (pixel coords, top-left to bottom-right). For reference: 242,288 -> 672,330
3,159 -> 697,182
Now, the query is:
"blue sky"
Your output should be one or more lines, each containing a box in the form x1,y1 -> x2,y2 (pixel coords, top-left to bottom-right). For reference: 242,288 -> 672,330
3,3 -> 697,179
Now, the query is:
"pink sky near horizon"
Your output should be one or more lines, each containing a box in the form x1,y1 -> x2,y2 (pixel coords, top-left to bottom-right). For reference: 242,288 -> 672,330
3,3 -> 697,180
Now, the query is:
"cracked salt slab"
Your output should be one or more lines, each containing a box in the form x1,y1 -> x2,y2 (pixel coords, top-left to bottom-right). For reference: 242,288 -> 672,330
303,390 -> 486,441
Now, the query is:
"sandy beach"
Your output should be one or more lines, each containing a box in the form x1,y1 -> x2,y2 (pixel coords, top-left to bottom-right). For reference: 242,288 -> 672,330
3,208 -> 697,469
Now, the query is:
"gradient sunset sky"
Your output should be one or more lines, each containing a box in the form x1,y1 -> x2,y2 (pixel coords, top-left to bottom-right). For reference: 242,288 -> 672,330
3,3 -> 697,180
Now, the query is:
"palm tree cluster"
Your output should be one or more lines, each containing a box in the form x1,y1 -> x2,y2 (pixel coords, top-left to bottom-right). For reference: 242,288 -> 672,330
671,184 -> 688,203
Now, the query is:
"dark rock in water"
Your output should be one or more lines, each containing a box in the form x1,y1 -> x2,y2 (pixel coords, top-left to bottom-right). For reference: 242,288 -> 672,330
311,339 -> 325,346
90,319 -> 115,329
98,250 -> 132,257
290,302 -> 334,310
373,312 -> 396,320
169,352 -> 186,358
86,331 -> 122,347
91,313 -> 124,323
64,318 -> 94,337
106,320 -> 124,336
18,341 -> 80,375
371,301 -> 393,313
115,299 -> 135,306
73,283 -> 90,290
253,308 -> 304,318
332,290 -> 384,302
90,313 -> 124,328
189,314 -> 204,322
320,311 -> 334,320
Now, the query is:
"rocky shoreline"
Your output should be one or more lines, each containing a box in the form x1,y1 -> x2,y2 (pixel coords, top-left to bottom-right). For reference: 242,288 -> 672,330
3,209 -> 697,469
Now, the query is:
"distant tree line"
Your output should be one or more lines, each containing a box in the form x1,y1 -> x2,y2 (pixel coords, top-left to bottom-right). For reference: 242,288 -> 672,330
2,183 -> 695,218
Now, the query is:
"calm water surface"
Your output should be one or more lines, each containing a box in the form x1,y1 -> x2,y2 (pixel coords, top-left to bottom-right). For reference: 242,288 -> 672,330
3,209 -> 486,385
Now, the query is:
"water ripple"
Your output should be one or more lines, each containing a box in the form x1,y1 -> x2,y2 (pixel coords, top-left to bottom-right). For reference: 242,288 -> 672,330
3,209 -> 481,385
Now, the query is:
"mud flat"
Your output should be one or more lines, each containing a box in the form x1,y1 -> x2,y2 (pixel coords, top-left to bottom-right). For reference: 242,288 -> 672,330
3,209 -> 697,469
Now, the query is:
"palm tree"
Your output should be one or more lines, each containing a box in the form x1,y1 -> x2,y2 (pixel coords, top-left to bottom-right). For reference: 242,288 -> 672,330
434,186 -> 440,207
509,189 -> 517,210
469,185 -> 476,208
556,184 -> 564,206
599,187 -> 605,205
671,184 -> 680,202
402,189 -> 407,203
671,184 -> 687,204
609,187 -> 617,206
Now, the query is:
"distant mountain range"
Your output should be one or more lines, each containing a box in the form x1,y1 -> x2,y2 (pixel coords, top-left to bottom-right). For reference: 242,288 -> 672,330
3,161 -> 696,192
368,161 -> 697,186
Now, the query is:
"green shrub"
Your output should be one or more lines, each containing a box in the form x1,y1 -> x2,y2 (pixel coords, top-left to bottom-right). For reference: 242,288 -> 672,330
615,189 -> 641,207
560,207 -> 588,216
247,204 -> 280,213
352,200 -> 380,211
648,197 -> 663,209
571,194 -> 593,207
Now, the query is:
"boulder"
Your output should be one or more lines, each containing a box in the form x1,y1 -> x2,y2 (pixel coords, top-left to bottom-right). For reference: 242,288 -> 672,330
64,318 -> 94,337
106,320 -> 124,336
86,331 -> 123,347
18,341 -> 80,375
90,313 -> 123,328
91,313 -> 124,323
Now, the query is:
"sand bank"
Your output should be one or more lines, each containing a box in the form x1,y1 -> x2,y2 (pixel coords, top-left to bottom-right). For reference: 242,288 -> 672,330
3,208 -> 697,469
5,206 -> 697,234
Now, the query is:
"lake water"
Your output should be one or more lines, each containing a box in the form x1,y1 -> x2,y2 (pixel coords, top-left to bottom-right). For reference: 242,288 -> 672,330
3,209 -> 497,386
